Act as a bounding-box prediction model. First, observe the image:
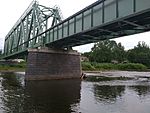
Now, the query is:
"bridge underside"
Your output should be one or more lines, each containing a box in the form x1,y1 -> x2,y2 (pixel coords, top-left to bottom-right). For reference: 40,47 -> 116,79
3,0 -> 150,59
48,10 -> 150,48
4,7 -> 150,59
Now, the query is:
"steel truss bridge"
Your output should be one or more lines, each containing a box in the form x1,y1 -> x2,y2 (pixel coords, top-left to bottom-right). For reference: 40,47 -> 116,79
3,0 -> 150,59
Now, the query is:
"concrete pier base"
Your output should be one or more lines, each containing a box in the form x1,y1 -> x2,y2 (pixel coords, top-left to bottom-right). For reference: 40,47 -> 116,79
25,48 -> 81,80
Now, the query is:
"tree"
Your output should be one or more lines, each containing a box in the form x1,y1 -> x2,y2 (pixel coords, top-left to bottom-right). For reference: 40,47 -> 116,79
82,52 -> 91,58
89,40 -> 126,63
112,42 -> 126,62
127,41 -> 150,67
0,49 -> 2,57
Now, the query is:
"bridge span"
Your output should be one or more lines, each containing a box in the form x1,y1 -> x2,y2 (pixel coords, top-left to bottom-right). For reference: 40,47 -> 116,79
2,0 -> 150,80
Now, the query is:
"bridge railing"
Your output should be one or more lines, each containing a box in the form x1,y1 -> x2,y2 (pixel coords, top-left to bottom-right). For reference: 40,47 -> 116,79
3,0 -> 150,58
37,0 -> 150,47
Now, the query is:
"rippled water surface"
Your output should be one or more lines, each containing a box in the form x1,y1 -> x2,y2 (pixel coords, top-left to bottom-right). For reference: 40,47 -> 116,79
0,71 -> 150,113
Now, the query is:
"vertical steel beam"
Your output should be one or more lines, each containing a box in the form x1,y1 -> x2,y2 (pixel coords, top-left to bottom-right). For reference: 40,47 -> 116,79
133,0 -> 136,12
82,13 -> 84,31
62,23 -> 64,38
67,20 -> 70,36
102,1 -> 105,23
16,25 -> 22,51
74,17 -> 76,33
10,35 -> 14,53
91,8 -> 94,27
26,14 -> 33,48
116,0 -> 119,18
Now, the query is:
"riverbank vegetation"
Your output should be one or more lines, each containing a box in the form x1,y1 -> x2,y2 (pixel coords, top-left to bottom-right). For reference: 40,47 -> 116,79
0,61 -> 147,72
82,40 -> 150,70
0,62 -> 26,71
0,40 -> 150,72
81,62 -> 147,71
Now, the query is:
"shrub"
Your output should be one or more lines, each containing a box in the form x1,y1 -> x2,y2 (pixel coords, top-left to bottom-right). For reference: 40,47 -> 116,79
81,62 -> 95,71
93,63 -> 116,70
81,62 -> 147,71
117,63 -> 147,71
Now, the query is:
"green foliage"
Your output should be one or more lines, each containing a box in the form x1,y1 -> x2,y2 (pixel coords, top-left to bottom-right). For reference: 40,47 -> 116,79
89,40 -> 126,63
127,41 -> 150,67
81,62 -> 95,71
81,62 -> 147,71
117,63 -> 147,71
0,49 -> 2,59
0,62 -> 26,71
83,40 -> 150,68
16,62 -> 26,68
92,62 -> 116,70
82,52 -> 91,58
0,49 -> 2,54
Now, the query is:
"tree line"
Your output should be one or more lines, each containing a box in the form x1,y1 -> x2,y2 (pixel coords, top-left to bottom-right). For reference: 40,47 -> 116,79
83,40 -> 150,67
0,49 -> 2,58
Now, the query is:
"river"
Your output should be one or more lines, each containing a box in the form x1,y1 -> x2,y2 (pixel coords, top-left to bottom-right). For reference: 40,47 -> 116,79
0,71 -> 150,113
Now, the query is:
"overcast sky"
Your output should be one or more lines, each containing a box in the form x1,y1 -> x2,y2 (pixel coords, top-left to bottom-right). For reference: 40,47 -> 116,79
0,0 -> 150,52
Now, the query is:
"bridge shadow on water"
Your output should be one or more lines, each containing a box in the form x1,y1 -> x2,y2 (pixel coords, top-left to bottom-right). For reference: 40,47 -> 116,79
0,72 -> 81,113
24,79 -> 81,113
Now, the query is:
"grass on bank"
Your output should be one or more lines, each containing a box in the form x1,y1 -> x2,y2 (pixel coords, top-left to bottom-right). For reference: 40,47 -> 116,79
81,62 -> 147,71
0,61 -> 148,71
0,62 -> 26,71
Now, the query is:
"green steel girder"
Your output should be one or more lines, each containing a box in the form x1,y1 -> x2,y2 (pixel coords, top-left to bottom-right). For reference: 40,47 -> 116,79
4,0 -> 62,57
3,0 -> 150,59
44,0 -> 150,48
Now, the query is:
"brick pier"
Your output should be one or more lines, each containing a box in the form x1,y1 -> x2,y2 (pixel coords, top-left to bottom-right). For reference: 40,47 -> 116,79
25,48 -> 81,80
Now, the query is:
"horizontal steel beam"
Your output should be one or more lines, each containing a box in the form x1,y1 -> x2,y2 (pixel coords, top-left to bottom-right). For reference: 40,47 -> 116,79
3,0 -> 150,59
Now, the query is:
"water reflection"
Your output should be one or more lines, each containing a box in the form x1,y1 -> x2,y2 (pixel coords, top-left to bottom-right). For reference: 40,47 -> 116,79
129,85 -> 150,97
93,85 -> 125,103
24,79 -> 81,113
0,73 -> 81,113
1,72 -> 150,113
0,72 -> 25,113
